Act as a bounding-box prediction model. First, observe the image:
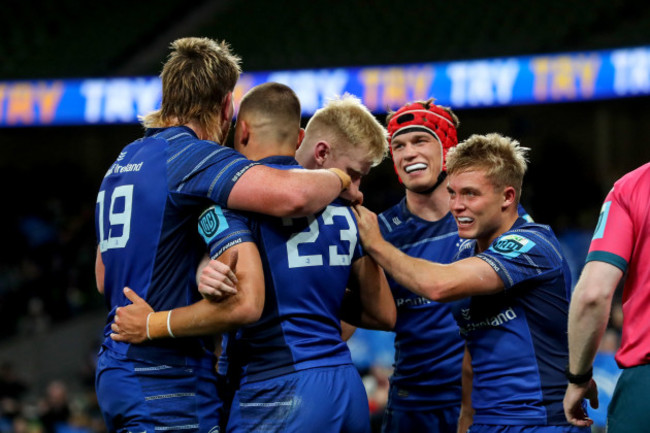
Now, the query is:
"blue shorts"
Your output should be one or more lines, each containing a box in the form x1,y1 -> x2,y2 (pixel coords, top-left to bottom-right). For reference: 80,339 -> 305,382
382,404 -> 460,433
95,348 -> 221,433
468,424 -> 590,433
227,364 -> 370,433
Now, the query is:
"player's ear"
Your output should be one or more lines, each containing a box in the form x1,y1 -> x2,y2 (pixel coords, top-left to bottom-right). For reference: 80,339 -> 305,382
296,128 -> 305,150
313,141 -> 330,167
502,186 -> 516,210
239,120 -> 250,146
221,92 -> 234,123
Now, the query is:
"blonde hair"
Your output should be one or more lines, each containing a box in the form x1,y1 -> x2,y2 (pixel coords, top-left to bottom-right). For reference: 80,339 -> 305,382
446,133 -> 529,202
305,94 -> 388,166
141,37 -> 242,142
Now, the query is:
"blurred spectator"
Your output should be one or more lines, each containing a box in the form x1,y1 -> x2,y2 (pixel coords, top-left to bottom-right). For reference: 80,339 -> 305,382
347,329 -> 395,433
18,298 -> 52,336
364,365 -> 392,433
0,362 -> 28,401
11,415 -> 43,433
38,381 -> 71,433
0,361 -> 28,431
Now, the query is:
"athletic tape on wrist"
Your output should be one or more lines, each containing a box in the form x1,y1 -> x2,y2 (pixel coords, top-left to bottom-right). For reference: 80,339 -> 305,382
328,168 -> 351,191
166,310 -> 175,338
146,312 -> 153,340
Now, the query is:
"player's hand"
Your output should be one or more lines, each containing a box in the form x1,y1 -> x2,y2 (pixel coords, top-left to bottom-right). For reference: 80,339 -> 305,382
563,379 -> 598,427
339,183 -> 363,206
351,204 -> 382,249
110,287 -> 154,344
198,251 -> 239,301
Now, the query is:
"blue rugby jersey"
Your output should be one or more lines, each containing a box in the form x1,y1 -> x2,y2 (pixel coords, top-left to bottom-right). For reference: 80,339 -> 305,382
95,126 -> 257,366
451,217 -> 574,425
199,156 -> 361,384
378,198 -> 464,410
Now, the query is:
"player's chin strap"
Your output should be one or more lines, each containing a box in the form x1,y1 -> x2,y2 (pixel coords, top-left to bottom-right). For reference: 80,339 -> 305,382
412,171 -> 447,196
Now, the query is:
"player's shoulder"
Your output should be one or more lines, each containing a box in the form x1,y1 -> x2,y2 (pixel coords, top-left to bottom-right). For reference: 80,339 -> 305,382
509,220 -> 556,242
489,220 -> 563,261
147,125 -> 239,158
612,162 -> 650,196
146,125 -> 196,144
377,198 -> 410,235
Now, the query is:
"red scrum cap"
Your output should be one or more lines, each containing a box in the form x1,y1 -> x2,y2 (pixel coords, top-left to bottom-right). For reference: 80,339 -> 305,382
387,101 -> 458,172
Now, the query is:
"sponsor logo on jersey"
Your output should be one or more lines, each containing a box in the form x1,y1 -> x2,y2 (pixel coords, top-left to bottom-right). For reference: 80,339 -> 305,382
458,307 -> 518,335
231,165 -> 251,183
395,296 -> 431,308
490,234 -> 536,258
198,205 -> 229,244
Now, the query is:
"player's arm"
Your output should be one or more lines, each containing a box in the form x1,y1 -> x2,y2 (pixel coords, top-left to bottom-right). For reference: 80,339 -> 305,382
110,242 -> 264,343
339,320 -> 358,342
458,345 -> 474,433
564,260 -> 622,427
340,256 -> 396,331
227,165 -> 359,217
95,246 -> 105,294
352,204 -> 503,302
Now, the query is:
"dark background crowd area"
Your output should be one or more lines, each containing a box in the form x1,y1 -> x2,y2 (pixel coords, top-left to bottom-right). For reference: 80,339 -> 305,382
1,0 -> 649,431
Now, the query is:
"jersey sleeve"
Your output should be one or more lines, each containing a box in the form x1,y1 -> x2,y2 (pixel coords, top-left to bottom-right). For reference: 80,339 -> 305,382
585,186 -> 633,272
169,140 -> 258,207
475,230 -> 564,290
198,205 -> 255,259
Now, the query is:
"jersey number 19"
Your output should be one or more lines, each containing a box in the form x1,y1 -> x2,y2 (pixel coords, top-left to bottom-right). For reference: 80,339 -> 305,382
96,185 -> 133,252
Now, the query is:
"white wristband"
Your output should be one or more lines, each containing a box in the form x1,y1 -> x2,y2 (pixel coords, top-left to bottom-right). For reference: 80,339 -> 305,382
166,310 -> 175,338
146,312 -> 153,340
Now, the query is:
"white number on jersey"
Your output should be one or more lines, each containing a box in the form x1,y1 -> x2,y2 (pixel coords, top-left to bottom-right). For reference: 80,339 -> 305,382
284,205 -> 357,268
96,184 -> 133,252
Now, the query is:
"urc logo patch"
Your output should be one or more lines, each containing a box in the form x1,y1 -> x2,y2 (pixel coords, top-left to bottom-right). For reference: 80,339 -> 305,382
490,234 -> 536,258
198,205 -> 229,243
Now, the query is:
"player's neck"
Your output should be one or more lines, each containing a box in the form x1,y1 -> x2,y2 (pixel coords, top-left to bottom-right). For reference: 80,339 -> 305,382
243,139 -> 297,161
404,185 -> 449,222
476,209 -> 520,253
248,149 -> 296,161
184,120 -> 224,143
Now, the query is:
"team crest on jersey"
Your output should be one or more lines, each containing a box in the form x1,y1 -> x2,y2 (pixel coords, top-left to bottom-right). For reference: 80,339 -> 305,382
490,234 -> 536,258
198,205 -> 229,244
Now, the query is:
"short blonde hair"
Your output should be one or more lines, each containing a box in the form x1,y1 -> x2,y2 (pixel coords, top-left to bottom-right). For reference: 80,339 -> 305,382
446,133 -> 529,202
305,94 -> 388,167
141,37 -> 242,141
